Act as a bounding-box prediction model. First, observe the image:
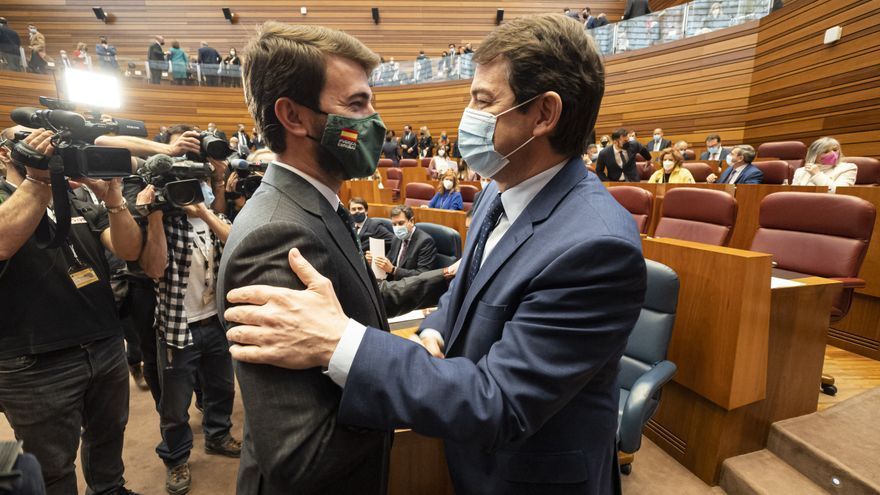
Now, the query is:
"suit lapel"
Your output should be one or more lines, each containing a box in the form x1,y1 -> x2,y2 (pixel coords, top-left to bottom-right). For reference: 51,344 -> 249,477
262,164 -> 385,326
446,158 -> 588,351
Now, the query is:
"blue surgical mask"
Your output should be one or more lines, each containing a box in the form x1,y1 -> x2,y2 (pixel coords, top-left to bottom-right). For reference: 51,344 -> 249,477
708,146 -> 720,154
456,95 -> 540,178
725,154 -> 735,166
393,225 -> 409,240
200,181 -> 215,207
654,134 -> 662,141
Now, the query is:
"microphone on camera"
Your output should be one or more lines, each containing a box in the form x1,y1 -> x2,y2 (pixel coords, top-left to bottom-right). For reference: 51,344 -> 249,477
142,153 -> 174,175
10,107 -> 87,132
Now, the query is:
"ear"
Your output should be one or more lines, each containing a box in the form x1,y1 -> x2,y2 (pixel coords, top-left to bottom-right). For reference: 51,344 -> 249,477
531,91 -> 563,139
274,97 -> 310,139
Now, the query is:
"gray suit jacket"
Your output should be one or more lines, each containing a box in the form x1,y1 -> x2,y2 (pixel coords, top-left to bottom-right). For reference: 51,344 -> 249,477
217,163 -> 390,494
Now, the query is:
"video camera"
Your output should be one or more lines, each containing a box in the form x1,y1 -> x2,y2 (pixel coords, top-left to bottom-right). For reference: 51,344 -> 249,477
229,158 -> 265,199
186,132 -> 230,163
127,153 -> 210,216
9,102 -> 146,179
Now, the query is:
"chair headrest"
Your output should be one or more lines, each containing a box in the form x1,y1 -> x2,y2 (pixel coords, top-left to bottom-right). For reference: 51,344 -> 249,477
751,160 -> 792,184
662,188 -> 737,227
416,222 -> 462,258
608,186 -> 654,216
758,192 -> 876,240
757,141 -> 806,160
405,182 -> 436,200
848,157 -> 880,185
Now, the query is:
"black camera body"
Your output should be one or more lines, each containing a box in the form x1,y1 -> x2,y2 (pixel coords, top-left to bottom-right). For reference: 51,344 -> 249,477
185,132 -> 230,163
229,159 -> 265,199
128,154 -> 210,216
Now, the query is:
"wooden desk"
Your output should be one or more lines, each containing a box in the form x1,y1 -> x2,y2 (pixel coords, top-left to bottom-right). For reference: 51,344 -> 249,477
728,184 -> 826,249
643,238 -> 840,483
390,430 -> 454,495
829,186 -> 880,360
340,180 -> 382,206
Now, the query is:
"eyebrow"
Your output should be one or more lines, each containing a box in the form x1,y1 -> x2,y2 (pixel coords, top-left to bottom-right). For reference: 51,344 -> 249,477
470,87 -> 496,100
347,91 -> 372,103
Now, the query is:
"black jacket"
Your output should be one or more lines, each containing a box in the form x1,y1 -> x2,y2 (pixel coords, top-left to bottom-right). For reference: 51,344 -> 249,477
400,132 -> 418,158
388,227 -> 437,280
357,216 -> 394,254
381,140 -> 400,165
197,46 -> 221,65
624,0 -> 651,20
0,25 -> 21,55
147,42 -> 165,62
596,142 -> 651,182
646,138 -> 673,152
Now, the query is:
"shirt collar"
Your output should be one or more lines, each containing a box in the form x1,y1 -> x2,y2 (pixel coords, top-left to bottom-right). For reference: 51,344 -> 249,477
272,160 -> 340,209
498,159 -> 568,225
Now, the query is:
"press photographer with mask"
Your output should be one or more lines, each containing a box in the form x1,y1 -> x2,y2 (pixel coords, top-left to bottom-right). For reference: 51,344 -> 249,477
0,127 -> 142,495
136,132 -> 239,494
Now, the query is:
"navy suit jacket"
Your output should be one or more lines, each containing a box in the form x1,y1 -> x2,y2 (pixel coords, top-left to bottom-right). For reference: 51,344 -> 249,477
700,148 -> 730,162
717,163 -> 764,184
338,157 -> 646,494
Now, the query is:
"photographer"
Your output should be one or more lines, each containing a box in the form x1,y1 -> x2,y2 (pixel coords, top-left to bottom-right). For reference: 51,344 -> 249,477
136,135 -> 238,494
224,148 -> 272,221
0,128 -> 142,495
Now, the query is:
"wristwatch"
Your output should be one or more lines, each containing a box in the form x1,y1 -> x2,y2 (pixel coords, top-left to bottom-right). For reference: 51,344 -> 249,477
106,198 -> 128,214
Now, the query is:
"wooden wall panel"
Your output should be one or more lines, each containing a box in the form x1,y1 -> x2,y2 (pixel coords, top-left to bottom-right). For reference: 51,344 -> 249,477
1,1 -> 625,61
0,0 -> 876,160
743,0 -> 880,158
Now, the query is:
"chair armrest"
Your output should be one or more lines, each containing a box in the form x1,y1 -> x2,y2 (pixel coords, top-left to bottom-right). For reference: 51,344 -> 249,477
619,360 -> 677,454
831,277 -> 866,289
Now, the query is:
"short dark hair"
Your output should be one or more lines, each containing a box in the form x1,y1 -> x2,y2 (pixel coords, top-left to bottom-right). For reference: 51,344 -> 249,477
349,197 -> 368,211
390,204 -> 414,221
172,40 -> 180,49
474,14 -> 605,157
706,133 -> 722,143
736,144 -> 756,163
242,21 -> 380,154
167,124 -> 195,138
611,128 -> 628,140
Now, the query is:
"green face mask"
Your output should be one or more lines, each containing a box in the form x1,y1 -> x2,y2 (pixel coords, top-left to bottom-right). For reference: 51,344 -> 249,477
307,107 -> 386,179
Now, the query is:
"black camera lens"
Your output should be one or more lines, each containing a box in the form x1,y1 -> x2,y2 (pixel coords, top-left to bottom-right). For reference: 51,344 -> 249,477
164,179 -> 204,207
201,133 -> 229,160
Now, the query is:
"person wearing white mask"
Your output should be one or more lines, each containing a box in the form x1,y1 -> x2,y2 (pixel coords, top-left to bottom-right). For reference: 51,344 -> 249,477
649,128 -> 672,152
428,146 -> 457,179
648,148 -> 694,183
220,14 -> 645,494
425,170 -> 464,210
791,137 -> 857,192
707,145 -> 763,184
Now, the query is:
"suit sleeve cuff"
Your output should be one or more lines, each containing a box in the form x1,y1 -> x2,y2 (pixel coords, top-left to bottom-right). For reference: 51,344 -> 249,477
324,319 -> 367,388
417,329 -> 445,349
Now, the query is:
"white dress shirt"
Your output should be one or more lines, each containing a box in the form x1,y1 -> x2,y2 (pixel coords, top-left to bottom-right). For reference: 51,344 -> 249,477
326,159 -> 569,387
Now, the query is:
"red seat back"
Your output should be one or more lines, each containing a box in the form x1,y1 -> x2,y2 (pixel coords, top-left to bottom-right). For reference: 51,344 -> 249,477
757,141 -> 807,170
399,158 -> 418,168
682,149 -> 696,161
682,162 -> 713,183
637,161 -> 654,181
750,192 -> 876,318
752,160 -> 793,184
655,188 -> 738,246
848,157 -> 880,186
420,157 -> 432,168
459,185 -> 479,212
608,186 -> 654,234
377,158 -> 394,168
404,182 -> 435,207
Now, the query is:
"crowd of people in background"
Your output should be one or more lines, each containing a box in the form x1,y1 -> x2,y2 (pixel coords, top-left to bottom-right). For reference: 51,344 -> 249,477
371,42 -> 476,86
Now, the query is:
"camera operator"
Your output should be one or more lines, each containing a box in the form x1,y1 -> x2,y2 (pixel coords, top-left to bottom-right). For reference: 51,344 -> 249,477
0,127 -> 142,495
135,127 -> 239,494
224,148 -> 272,221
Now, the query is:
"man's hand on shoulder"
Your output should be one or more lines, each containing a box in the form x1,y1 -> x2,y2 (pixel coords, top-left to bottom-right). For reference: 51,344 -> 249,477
225,248 -> 350,369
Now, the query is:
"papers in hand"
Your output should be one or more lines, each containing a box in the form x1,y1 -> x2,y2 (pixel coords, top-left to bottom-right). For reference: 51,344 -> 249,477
369,237 -> 386,280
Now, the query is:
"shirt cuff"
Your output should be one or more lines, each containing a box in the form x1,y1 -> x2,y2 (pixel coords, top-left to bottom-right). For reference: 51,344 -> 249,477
324,319 -> 367,388
418,328 -> 446,350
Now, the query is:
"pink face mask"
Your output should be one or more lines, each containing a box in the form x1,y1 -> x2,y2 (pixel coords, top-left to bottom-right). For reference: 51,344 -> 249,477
819,151 -> 839,165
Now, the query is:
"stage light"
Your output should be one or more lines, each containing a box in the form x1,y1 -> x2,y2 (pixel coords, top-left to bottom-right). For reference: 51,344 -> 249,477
92,7 -> 108,23
222,7 -> 235,23
65,69 -> 122,109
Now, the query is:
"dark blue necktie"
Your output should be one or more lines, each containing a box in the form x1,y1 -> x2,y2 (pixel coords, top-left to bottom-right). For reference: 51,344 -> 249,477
465,193 -> 504,292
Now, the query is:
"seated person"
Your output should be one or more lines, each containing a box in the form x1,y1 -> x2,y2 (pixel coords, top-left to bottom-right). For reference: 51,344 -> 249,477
427,147 -> 457,179
369,205 -> 437,281
700,2 -> 730,33
674,140 -> 691,158
455,160 -> 477,182
648,148 -> 695,184
700,133 -> 729,162
707,145 -> 764,184
583,143 -> 599,167
349,196 -> 394,253
426,170 -> 464,210
792,137 -> 858,192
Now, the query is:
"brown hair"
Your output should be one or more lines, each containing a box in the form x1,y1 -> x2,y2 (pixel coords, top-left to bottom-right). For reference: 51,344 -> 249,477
242,21 -> 380,154
437,169 -> 459,193
349,196 -> 369,211
657,148 -> 683,168
473,14 -> 604,156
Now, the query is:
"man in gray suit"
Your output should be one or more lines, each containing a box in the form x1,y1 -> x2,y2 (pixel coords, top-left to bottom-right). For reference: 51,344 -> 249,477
216,21 -> 391,494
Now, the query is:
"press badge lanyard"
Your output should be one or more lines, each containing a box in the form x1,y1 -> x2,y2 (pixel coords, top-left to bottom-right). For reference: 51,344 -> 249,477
190,224 -> 216,305
66,239 -> 99,289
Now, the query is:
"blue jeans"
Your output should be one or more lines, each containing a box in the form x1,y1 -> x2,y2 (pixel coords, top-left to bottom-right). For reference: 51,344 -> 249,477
0,337 -> 129,495
156,316 -> 234,467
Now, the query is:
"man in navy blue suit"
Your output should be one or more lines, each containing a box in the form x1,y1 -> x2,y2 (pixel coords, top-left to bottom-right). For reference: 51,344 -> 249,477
707,145 -> 764,185
222,14 -> 646,495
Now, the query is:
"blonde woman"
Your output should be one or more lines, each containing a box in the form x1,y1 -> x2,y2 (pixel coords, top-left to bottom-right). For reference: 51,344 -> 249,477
426,169 -> 463,210
648,148 -> 695,184
792,137 -> 857,192
418,126 -> 434,158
